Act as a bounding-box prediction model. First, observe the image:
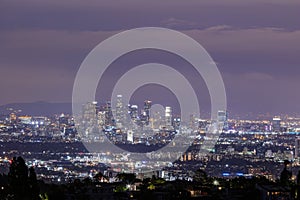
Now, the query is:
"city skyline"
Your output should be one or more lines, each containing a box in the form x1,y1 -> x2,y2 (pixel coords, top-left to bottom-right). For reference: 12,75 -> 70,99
1,105 -> 300,182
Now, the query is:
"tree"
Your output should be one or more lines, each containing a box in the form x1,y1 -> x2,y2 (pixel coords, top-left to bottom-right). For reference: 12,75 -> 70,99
193,169 -> 208,184
29,167 -> 40,200
297,170 -> 300,186
280,160 -> 292,186
115,173 -> 136,184
0,173 -> 9,199
93,172 -> 108,183
8,156 -> 40,200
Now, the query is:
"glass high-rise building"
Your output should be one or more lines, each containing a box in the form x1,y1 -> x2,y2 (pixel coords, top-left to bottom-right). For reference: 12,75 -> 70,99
115,95 -> 126,128
165,106 -> 172,128
104,101 -> 114,126
142,100 -> 152,125
217,110 -> 228,132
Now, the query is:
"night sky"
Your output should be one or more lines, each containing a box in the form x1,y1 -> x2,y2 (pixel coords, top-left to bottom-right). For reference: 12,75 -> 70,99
1,0 -> 300,118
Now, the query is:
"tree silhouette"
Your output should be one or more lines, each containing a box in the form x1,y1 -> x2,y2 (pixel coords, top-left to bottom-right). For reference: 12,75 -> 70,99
0,173 -> 9,199
8,156 -> 40,200
193,169 -> 208,184
280,160 -> 292,186
93,171 -> 108,182
29,166 -> 40,200
297,170 -> 300,186
115,173 -> 136,184
296,170 -> 300,200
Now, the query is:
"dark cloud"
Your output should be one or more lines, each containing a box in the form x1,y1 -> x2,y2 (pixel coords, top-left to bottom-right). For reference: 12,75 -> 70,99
1,0 -> 300,31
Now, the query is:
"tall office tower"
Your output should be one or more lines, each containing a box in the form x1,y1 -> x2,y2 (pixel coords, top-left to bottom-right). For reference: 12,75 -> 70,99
129,104 -> 139,122
82,101 -> 98,124
58,113 -> 69,135
115,95 -> 127,128
97,111 -> 106,128
295,137 -> 300,159
165,106 -> 172,128
198,119 -> 208,134
58,113 -> 69,127
150,106 -> 164,130
81,101 -> 98,139
217,110 -> 228,132
104,101 -> 114,126
172,117 -> 181,130
139,100 -> 152,126
142,100 -> 152,125
272,117 -> 281,132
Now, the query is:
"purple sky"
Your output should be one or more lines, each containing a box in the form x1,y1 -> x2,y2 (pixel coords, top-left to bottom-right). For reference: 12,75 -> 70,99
1,0 -> 300,118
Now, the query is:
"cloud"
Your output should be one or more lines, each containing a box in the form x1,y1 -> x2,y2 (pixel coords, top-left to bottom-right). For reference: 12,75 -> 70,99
160,18 -> 198,29
0,30 -> 118,69
184,27 -> 300,73
204,25 -> 232,31
1,0 -> 300,31
1,26 -> 300,75
0,25 -> 299,113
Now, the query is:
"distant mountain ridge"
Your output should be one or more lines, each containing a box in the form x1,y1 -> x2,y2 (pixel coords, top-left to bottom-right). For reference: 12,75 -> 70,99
0,101 -> 72,116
